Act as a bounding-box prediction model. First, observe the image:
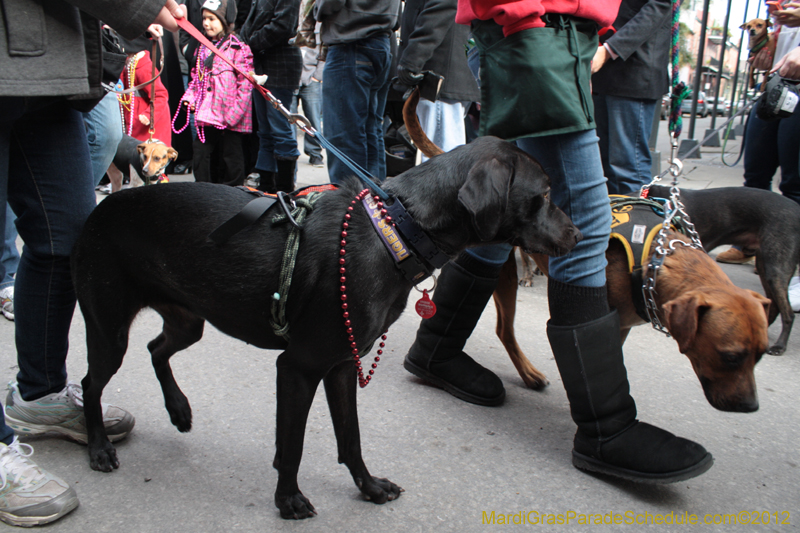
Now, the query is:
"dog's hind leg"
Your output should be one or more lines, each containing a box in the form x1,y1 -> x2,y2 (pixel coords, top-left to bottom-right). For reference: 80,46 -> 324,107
149,304 -> 204,431
323,360 -> 402,505
273,352 -> 322,519
493,254 -> 549,389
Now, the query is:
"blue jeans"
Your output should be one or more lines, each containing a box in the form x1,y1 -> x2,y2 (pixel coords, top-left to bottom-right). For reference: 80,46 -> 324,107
83,91 -> 123,185
322,34 -> 392,184
1,205 -> 20,291
743,104 -> 800,205
465,130 -> 610,288
0,98 -> 97,413
291,80 -> 323,159
253,86 -> 300,173
416,98 -> 468,163
594,94 -> 657,195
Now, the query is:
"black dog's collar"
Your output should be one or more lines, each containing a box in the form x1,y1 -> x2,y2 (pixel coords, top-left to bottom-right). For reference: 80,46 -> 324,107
362,195 -> 449,283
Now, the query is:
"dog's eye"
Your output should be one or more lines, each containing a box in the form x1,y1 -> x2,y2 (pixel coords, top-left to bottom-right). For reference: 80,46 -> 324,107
720,351 -> 745,369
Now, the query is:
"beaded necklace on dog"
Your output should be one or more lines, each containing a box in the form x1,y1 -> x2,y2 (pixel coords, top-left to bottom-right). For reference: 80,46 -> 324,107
340,189 -> 389,388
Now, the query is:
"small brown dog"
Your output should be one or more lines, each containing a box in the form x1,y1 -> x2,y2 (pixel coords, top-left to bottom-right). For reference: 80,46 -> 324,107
741,18 -> 777,89
402,88 -> 772,413
107,135 -> 178,193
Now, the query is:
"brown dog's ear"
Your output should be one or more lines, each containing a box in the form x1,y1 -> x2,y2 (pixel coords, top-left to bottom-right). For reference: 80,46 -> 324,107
168,147 -> 179,161
457,157 -> 513,241
137,143 -> 147,155
662,291 -> 710,354
747,290 -> 771,320
739,23 -> 747,30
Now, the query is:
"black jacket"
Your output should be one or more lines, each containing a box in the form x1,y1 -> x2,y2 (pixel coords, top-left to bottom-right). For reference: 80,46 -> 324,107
397,0 -> 479,102
591,0 -> 672,101
239,0 -> 302,89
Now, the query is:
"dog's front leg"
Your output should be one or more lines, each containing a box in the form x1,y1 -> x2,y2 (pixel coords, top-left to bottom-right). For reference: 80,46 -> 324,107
323,360 -> 403,504
81,373 -> 119,472
273,353 -> 321,519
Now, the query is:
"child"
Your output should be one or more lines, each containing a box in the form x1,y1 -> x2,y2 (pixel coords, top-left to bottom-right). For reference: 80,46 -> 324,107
177,0 -> 253,185
119,42 -> 173,146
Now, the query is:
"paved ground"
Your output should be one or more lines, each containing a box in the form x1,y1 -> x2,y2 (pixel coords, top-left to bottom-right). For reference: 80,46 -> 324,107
1,116 -> 798,532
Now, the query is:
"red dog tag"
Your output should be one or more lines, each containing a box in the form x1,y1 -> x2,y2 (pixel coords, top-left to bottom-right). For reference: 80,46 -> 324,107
415,290 -> 436,319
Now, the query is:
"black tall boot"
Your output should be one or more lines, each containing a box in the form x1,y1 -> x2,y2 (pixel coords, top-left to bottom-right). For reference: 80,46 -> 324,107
404,252 -> 505,406
255,169 -> 276,193
275,159 -> 297,193
546,278 -> 714,483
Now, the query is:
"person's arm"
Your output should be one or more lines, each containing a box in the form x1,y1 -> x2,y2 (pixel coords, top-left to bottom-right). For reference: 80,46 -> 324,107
601,0 -> 672,62
772,45 -> 800,78
245,0 -> 300,52
775,2 -> 800,27
398,0 -> 458,74
69,0 -> 186,38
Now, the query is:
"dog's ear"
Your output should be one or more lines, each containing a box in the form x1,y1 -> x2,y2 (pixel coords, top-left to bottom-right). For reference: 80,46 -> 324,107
739,22 -> 748,30
457,157 -> 513,241
746,290 -> 771,320
137,144 -> 146,156
168,147 -> 179,161
662,291 -> 710,354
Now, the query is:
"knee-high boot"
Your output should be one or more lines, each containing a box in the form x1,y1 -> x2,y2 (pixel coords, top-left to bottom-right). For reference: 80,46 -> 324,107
546,278 -> 714,483
403,252 -> 505,406
255,169 -> 276,193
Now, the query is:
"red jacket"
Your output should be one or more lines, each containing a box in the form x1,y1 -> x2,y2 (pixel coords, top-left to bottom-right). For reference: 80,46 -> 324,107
457,0 -> 622,36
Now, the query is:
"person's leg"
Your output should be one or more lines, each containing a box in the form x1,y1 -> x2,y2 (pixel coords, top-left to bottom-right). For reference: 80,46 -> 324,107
743,105 -> 779,191
2,99 -> 134,442
594,94 -> 656,195
776,103 -> 800,205
416,98 -> 467,163
82,92 -> 124,186
322,41 -> 376,184
1,205 -> 19,321
364,35 -> 391,181
519,130 -> 712,483
220,130 -> 245,187
265,87 -> 300,191
253,87 -> 278,191
300,81 -> 323,160
191,128 -> 217,183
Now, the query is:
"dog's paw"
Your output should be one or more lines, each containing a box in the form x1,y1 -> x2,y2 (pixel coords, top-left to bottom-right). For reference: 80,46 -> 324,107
518,278 -> 534,288
89,442 -> 120,472
166,396 -> 192,432
520,369 -> 549,390
357,476 -> 403,504
767,343 -> 787,356
275,492 -> 317,520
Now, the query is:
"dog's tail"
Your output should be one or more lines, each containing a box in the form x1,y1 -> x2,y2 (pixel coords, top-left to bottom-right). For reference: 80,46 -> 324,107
402,87 -> 445,159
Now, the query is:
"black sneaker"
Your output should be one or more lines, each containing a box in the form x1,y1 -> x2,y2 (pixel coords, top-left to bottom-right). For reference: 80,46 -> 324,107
309,155 -> 324,168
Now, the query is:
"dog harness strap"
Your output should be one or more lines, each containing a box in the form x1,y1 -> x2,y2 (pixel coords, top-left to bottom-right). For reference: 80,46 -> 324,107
209,196 -> 278,245
629,269 -> 651,323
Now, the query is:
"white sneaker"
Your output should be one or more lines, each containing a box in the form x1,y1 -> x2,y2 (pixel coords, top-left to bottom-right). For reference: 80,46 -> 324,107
0,437 -> 78,527
0,287 -> 12,321
789,277 -> 800,313
5,382 -> 135,444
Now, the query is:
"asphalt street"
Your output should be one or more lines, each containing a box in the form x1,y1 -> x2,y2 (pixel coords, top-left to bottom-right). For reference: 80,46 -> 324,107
0,115 -> 798,532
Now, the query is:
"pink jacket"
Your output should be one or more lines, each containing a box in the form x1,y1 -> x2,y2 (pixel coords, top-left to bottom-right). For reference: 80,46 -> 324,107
457,0 -> 622,36
185,34 -> 254,134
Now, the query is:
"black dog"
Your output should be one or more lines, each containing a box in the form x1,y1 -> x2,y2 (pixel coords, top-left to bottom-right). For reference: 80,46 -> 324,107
648,184 -> 800,355
71,137 -> 580,519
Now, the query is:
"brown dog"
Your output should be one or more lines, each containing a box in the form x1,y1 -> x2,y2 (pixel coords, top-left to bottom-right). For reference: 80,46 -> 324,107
402,89 -> 772,413
741,18 -> 777,89
107,135 -> 178,193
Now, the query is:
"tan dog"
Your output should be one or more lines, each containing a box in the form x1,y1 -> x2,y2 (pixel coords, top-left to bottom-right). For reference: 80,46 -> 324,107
741,18 -> 777,89
401,88 -> 772,413
107,135 -> 178,193
497,236 -> 771,413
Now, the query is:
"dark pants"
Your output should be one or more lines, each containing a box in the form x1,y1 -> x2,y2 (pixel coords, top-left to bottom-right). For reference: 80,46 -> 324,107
193,128 -> 246,186
743,104 -> 800,205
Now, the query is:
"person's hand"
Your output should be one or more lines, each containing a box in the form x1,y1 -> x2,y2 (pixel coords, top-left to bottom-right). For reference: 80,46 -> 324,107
147,24 -> 164,39
138,114 -> 151,126
153,0 -> 186,33
775,3 -> 800,27
772,45 -> 800,78
750,47 -> 774,70
592,45 -> 610,74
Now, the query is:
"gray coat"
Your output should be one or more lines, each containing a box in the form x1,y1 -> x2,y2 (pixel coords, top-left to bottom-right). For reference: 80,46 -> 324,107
591,0 -> 672,101
315,0 -> 400,46
397,0 -> 478,103
0,0 -> 164,101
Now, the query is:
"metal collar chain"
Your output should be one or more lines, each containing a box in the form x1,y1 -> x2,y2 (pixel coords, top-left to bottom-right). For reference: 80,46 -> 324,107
640,140 -> 704,335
